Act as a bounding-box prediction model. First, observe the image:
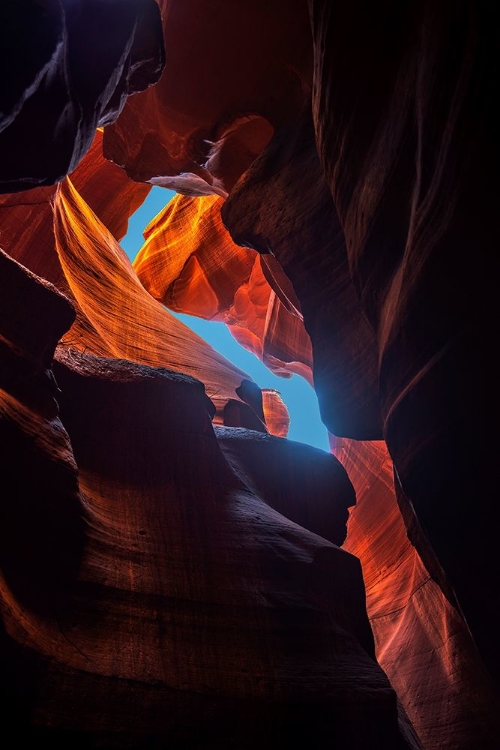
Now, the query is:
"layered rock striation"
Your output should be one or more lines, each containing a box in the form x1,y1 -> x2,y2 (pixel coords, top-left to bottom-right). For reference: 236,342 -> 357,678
1,1 -> 499,747
1,250 -> 413,747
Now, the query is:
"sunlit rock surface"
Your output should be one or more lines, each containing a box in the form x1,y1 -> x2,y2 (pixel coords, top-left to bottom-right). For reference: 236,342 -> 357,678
222,108 -> 382,441
333,437 -> 500,748
0,130 -> 150,291
135,194 -> 314,383
103,0 -> 312,193
1,1 -> 499,747
1,250 -> 414,747
219,96 -> 500,745
309,0 -> 498,697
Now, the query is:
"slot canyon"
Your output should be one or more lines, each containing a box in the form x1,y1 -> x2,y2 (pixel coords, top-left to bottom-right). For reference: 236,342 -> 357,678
0,1 -> 498,747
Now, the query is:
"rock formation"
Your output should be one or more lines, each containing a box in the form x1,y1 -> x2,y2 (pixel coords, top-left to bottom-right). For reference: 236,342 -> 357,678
1,0 -> 498,747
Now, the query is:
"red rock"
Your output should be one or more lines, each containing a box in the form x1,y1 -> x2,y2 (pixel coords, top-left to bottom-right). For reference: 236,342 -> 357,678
134,194 -> 256,318
0,249 -> 415,745
262,388 -> 291,439
309,0 -> 498,689
1,1 -> 499,745
0,130 -> 150,291
222,108 -> 382,440
333,436 -> 500,748
135,195 -> 315,384
51,177 -> 280,430
103,0 -> 312,192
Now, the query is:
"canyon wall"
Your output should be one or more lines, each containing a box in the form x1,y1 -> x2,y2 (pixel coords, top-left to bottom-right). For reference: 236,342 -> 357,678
1,1 -> 498,746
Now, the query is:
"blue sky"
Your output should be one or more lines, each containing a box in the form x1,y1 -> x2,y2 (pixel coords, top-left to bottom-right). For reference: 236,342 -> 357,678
120,187 -> 330,451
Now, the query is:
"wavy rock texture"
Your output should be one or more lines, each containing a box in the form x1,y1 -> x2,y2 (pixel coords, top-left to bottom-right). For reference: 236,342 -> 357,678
134,194 -> 256,318
218,101 -> 500,744
0,249 -> 86,732
53,179 -> 245,409
1,1 -> 499,747
0,0 -> 164,192
103,0 -> 312,193
0,249 -> 414,747
309,0 -> 498,691
0,250 -> 83,616
0,136 -> 284,431
222,108 -> 382,441
134,193 -> 314,383
0,130 -> 150,291
333,437 -> 500,748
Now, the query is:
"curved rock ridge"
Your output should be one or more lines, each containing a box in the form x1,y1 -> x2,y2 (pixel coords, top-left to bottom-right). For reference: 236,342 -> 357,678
103,0 -> 312,192
309,0 -> 498,691
333,436 -> 500,749
222,107 -> 382,441
52,177 -> 285,433
1,2 -> 499,747
0,249 -> 84,624
51,346 -> 411,747
214,426 -> 354,547
0,130 -> 150,292
134,195 -> 314,385
0,249 -> 414,746
0,0 -> 165,192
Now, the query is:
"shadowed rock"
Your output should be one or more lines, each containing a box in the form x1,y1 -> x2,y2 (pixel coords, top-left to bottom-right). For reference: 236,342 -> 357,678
0,0 -> 164,192
309,0 -> 498,689
1,1 -> 499,745
222,107 -> 382,440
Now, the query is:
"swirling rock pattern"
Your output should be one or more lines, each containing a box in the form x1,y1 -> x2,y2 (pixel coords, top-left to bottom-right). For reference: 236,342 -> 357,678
1,1 -> 499,747
309,0 -> 498,693
0,250 -> 413,747
0,0 -> 165,192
